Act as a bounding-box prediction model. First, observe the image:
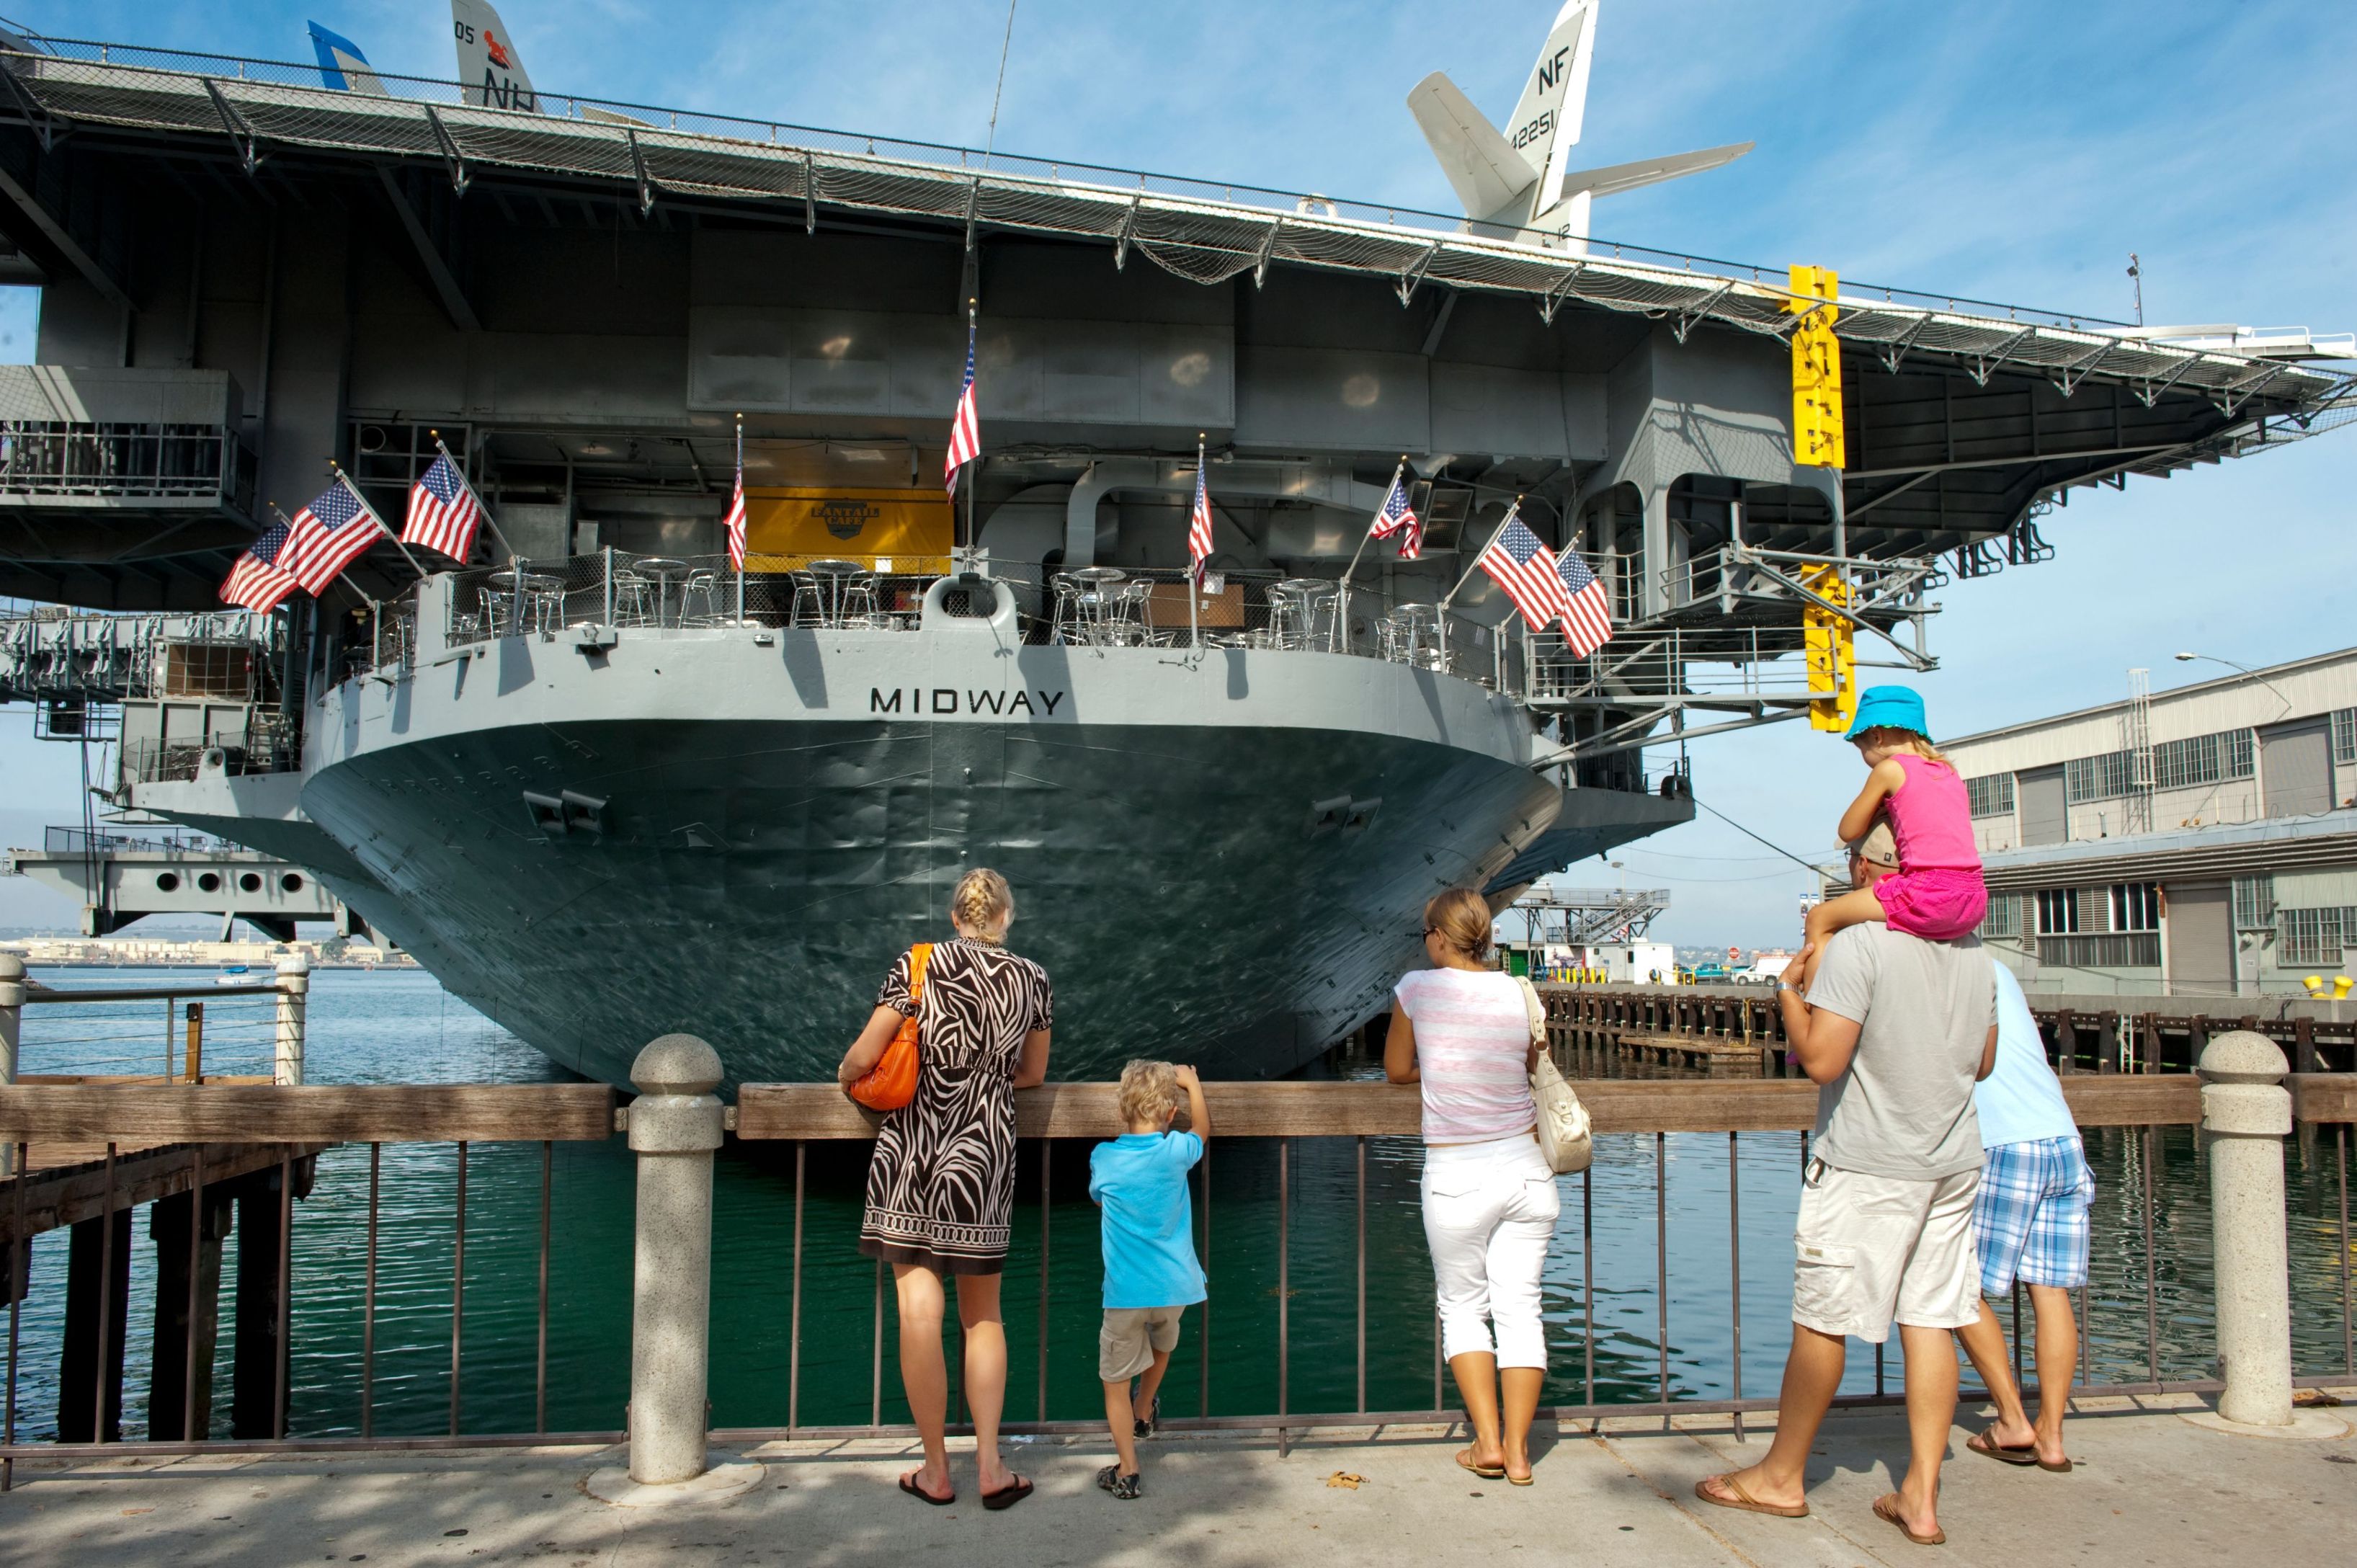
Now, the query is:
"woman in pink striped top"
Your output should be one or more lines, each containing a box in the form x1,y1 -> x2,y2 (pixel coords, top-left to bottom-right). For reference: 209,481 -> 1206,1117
1384,887 -> 1559,1487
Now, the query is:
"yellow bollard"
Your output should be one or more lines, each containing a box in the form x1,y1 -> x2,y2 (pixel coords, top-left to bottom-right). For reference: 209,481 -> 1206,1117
2336,976 -> 2354,1000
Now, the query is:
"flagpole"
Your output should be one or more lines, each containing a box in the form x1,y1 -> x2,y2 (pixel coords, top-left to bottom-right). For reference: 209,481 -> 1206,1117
434,432 -> 514,561
1334,458 -> 1404,654
1189,432 -> 1204,656
962,298 -> 976,566
734,414 -> 746,625
1439,496 -> 1523,612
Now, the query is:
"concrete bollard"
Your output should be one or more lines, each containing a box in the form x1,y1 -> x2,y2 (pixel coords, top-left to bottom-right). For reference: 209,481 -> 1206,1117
273,952 -> 309,1086
2197,1030 -> 2294,1427
625,1033 -> 725,1486
0,952 -> 21,1178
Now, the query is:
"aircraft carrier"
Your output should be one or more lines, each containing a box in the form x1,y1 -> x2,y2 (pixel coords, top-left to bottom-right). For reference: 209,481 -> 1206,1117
1,18 -> 2351,1084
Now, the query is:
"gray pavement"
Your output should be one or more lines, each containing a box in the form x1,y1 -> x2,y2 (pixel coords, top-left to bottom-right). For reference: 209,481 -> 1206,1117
1,1391 -> 2351,1567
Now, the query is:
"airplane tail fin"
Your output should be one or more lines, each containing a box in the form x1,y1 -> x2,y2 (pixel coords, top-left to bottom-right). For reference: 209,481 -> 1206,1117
1406,72 -> 1538,224
452,0 -> 537,111
308,20 -> 388,96
1505,0 -> 1600,217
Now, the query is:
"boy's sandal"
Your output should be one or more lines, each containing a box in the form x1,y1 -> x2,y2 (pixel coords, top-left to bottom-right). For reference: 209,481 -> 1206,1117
899,1471 -> 955,1506
981,1474 -> 1034,1511
1456,1448 -> 1506,1479
1097,1464 -> 1142,1500
1873,1493 -> 1946,1546
1134,1394 -> 1162,1439
1692,1473 -> 1808,1518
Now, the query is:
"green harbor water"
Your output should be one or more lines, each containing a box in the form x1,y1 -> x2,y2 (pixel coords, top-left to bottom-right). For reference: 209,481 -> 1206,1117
7,967 -> 2353,1440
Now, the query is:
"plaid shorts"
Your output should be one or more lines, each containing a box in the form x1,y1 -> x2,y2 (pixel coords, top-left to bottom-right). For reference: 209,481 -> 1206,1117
1973,1135 -> 2093,1294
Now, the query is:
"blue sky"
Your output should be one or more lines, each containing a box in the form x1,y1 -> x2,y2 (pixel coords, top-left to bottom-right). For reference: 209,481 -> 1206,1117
4,0 -> 2355,942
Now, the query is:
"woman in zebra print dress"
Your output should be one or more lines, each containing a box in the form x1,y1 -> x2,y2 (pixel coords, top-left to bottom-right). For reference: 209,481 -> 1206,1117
837,867 -> 1052,1510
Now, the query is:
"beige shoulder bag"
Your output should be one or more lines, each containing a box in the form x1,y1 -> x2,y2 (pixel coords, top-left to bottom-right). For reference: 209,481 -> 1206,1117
1515,975 -> 1593,1175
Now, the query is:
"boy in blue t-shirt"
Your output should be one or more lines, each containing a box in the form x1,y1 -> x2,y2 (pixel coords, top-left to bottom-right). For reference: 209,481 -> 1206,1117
1087,1059 -> 1210,1501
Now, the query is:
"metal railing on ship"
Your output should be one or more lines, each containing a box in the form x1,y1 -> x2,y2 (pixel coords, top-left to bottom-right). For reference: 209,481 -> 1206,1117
380,548 -> 1540,693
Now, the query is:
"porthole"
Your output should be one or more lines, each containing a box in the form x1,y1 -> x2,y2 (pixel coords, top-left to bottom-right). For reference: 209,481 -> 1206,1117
280,872 -> 304,893
155,872 -> 181,893
238,872 -> 263,894
197,872 -> 221,894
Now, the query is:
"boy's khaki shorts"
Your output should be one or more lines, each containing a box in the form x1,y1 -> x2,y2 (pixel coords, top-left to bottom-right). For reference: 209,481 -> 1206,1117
1099,1306 -> 1184,1382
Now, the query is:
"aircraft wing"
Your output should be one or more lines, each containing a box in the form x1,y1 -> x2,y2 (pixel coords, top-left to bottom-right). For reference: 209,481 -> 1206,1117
1406,71 -> 1538,220
1552,141 -> 1753,199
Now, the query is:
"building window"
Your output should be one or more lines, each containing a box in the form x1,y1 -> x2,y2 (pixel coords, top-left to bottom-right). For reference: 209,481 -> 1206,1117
1966,773 -> 2015,819
2334,708 -> 2356,765
2233,874 -> 2276,931
2152,729 -> 2258,791
2276,906 -> 2345,967
2109,881 -> 2160,932
2064,750 -> 2134,803
2036,888 -> 2080,935
1979,892 -> 2022,937
2039,932 -> 2163,970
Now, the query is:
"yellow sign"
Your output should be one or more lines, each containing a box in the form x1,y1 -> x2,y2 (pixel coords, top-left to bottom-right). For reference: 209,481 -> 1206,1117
1801,562 -> 1856,732
1787,264 -> 1845,469
744,488 -> 953,569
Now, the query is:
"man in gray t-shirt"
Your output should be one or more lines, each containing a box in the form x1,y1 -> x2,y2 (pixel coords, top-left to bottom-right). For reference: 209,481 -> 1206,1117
1697,839 -> 1997,1547
1806,924 -> 1993,1180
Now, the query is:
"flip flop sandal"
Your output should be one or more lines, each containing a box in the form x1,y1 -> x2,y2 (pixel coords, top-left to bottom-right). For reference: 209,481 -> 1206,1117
1691,1473 -> 1809,1519
899,1472 -> 955,1507
1873,1493 -> 1946,1546
982,1474 -> 1035,1512
1967,1431 -> 2039,1467
1456,1449 -> 1507,1479
1506,1470 -> 1534,1487
2036,1454 -> 2075,1474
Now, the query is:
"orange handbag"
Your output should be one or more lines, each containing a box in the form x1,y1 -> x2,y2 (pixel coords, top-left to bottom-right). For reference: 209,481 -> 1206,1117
848,943 -> 931,1112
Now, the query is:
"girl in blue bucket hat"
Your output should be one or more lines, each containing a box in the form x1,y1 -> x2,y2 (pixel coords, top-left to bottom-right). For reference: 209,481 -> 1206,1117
1795,686 -> 1987,990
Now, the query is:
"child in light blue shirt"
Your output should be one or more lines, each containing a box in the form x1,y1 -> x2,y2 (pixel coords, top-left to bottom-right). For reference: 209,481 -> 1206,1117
1087,1059 -> 1209,1500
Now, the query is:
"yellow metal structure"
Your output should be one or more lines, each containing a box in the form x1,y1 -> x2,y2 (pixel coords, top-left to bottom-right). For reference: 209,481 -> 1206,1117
743,488 -> 953,574
1801,562 -> 1856,732
1787,264 -> 1845,469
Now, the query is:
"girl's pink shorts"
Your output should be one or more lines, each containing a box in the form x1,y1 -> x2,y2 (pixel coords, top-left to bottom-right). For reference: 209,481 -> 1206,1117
1876,866 -> 1988,942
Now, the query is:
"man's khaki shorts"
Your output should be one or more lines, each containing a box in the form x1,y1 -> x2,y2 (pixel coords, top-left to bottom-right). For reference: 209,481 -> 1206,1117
1791,1162 -> 1982,1344
1099,1306 -> 1184,1382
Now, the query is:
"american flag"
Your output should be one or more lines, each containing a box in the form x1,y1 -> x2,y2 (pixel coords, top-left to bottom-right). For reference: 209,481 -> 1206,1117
279,476 -> 388,594
1368,468 -> 1421,560
1474,509 -> 1573,633
1187,455 -> 1215,583
723,468 -> 748,570
220,519 -> 300,613
401,453 -> 481,561
943,315 -> 981,491
1555,546 -> 1616,657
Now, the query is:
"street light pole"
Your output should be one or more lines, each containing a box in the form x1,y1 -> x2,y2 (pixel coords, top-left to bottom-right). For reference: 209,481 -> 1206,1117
2173,651 -> 2292,720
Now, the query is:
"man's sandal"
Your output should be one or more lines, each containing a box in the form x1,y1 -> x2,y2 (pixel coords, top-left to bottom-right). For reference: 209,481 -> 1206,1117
1873,1492 -> 1946,1546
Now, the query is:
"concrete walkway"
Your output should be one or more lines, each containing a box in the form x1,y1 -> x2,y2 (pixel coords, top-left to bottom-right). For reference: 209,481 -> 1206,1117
3,1391 -> 2351,1567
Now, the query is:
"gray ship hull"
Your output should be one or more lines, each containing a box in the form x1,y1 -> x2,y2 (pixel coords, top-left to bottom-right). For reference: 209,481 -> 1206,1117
136,589 -> 1690,1084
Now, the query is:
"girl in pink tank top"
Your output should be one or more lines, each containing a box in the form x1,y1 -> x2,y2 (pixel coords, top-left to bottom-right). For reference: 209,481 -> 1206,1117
1796,687 -> 1987,991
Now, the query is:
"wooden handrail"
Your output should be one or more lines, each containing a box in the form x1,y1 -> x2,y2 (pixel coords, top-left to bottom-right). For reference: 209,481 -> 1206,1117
734,1074 -> 2216,1141
0,1084 -> 618,1143
0,1074 -> 2338,1147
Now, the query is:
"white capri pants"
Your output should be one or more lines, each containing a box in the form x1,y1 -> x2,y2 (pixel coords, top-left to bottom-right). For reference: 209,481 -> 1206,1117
1420,1134 -> 1561,1368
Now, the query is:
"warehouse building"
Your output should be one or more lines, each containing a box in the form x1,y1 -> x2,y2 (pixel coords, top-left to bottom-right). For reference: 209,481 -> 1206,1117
1940,648 -> 2357,997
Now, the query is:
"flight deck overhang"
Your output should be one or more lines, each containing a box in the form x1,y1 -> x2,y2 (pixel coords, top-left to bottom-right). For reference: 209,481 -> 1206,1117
0,37 -> 2347,430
